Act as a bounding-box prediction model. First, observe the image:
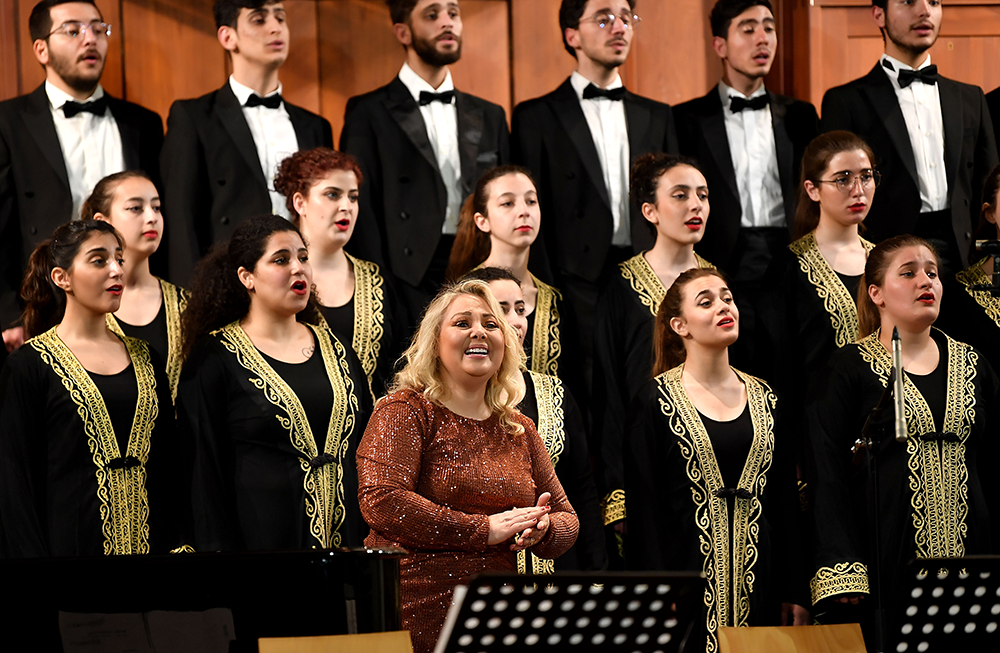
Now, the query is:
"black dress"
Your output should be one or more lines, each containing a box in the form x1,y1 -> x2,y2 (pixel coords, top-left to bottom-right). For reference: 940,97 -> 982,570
0,327 -> 184,557
107,278 -> 187,401
317,254 -> 404,399
517,370 -> 606,572
176,321 -> 372,551
624,365 -> 803,653
938,259 -> 1000,375
807,329 -> 999,627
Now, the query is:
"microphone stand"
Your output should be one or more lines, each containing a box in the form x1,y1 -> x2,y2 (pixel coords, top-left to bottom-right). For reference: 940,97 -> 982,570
970,240 -> 1000,297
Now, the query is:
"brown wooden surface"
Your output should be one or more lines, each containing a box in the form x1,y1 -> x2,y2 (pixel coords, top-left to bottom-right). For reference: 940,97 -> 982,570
718,623 -> 867,653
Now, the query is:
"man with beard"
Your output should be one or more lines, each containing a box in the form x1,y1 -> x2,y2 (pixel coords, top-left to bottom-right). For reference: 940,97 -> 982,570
0,0 -> 163,352
160,0 -> 332,285
340,0 -> 509,323
821,0 -> 997,278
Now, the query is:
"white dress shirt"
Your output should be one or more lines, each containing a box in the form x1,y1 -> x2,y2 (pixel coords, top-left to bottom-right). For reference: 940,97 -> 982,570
881,54 -> 948,213
45,81 -> 125,221
718,81 -> 785,229
571,71 -> 631,247
229,76 -> 299,220
398,63 -> 462,235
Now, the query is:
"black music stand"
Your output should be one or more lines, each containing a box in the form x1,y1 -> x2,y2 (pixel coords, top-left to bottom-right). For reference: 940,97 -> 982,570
433,572 -> 705,653
892,556 -> 1000,651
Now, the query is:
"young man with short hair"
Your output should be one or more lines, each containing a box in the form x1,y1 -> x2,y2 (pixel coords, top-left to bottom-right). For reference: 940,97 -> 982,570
160,0 -> 332,285
340,0 -> 509,323
0,0 -> 164,351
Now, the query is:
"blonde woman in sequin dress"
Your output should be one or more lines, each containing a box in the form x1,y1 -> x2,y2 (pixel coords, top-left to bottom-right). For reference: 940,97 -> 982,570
357,279 -> 579,653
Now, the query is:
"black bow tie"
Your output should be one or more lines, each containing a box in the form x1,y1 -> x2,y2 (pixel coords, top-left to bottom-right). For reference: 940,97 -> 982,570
245,93 -> 282,109
896,65 -> 939,89
62,96 -> 107,118
419,90 -> 456,106
583,84 -> 625,101
729,95 -> 769,113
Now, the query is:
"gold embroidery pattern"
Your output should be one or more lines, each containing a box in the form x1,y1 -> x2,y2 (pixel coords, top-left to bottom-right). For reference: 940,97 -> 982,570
601,489 -> 626,526
956,260 -> 1000,330
809,562 -> 870,604
857,330 -> 976,558
30,328 -> 158,555
788,234 -> 875,347
619,253 -> 715,318
346,254 -> 386,394
515,550 -> 556,575
528,371 -> 566,467
530,274 -> 562,376
218,322 -> 358,549
656,365 -> 775,652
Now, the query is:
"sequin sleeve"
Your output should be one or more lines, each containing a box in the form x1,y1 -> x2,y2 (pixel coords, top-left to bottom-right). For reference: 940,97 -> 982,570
357,393 -> 493,551
522,416 -> 579,559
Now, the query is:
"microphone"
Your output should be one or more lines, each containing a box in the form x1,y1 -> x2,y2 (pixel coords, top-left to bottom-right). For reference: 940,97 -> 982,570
892,327 -> 907,443
975,239 -> 1000,254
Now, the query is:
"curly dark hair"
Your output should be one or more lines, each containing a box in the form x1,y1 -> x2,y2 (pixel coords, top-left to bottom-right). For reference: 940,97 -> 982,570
273,148 -> 364,223
181,214 -> 322,359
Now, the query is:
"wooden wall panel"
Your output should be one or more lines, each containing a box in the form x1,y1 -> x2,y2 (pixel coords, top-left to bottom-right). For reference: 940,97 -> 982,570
1,0 -> 21,99
509,0 -> 574,106
281,0 -> 321,113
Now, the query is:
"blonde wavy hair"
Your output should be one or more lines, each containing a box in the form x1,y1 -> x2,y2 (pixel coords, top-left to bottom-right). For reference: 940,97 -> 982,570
391,279 -> 527,434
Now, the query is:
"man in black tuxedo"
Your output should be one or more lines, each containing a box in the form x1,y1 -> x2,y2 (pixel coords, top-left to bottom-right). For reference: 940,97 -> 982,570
675,0 -> 817,280
160,0 -> 332,285
340,0 -> 509,323
821,0 -> 997,276
0,0 -> 163,351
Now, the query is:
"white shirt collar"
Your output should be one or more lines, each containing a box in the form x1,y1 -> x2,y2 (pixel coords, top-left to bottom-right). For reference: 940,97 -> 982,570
717,79 -> 767,104
880,53 -> 932,81
570,70 -> 623,100
45,80 -> 104,111
398,62 -> 455,104
229,75 -> 283,106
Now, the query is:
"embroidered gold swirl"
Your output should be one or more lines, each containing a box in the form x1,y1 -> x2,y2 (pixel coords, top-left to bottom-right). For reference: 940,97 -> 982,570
346,254 -> 386,395
601,489 -> 625,526
516,550 -> 556,576
788,233 -> 874,347
528,371 -> 566,467
655,365 -> 775,652
217,322 -> 358,548
956,259 -> 1000,329
809,562 -> 870,604
619,253 -> 715,317
856,330 -> 976,558
530,274 -> 562,376
30,328 -> 158,555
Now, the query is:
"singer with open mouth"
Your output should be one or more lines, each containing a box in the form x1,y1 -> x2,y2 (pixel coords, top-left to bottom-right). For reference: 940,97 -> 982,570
176,214 -> 371,552
807,235 -> 1000,643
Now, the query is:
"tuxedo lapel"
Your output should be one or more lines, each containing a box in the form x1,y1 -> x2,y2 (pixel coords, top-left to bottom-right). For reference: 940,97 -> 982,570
285,103 -> 317,149
861,64 -> 918,187
551,79 -> 610,209
699,92 -> 740,205
108,99 -> 141,169
769,92 -> 796,223
456,91 -> 484,196
383,77 -> 440,174
20,86 -> 70,189
216,84 -> 268,188
624,91 -> 650,158
937,78 -> 963,190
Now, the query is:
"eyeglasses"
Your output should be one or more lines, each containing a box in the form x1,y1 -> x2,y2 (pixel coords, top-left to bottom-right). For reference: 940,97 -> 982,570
586,12 -> 642,30
47,21 -> 112,39
816,170 -> 881,193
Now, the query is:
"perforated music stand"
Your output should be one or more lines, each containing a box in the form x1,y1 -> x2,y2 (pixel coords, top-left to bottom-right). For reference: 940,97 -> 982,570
892,556 -> 1000,651
433,571 -> 705,653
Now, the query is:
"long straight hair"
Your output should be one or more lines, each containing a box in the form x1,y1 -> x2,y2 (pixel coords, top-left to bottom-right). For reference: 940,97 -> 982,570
856,235 -> 940,338
652,268 -> 731,376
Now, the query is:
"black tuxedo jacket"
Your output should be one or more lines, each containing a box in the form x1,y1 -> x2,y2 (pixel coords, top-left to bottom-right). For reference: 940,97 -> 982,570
0,84 -> 163,327
673,88 -> 818,269
821,64 -> 997,266
160,83 -> 332,285
339,77 -> 509,287
511,78 -> 678,284
984,85 -> 1000,166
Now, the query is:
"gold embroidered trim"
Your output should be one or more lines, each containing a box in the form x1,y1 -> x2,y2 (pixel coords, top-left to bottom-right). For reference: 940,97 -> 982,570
619,253 -> 715,318
856,330 -> 976,558
346,254 -> 386,395
30,328 -> 158,555
655,365 -> 775,653
956,259 -> 1000,330
788,234 -> 874,347
528,371 -> 566,467
516,550 -> 556,576
530,274 -> 562,376
601,489 -> 626,526
217,322 -> 359,549
809,562 -> 870,604
170,544 -> 196,553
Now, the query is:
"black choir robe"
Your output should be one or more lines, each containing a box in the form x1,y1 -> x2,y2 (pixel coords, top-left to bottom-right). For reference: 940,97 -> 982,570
0,328 -> 185,557
517,370 -> 606,573
176,322 -> 371,552
938,259 -> 1000,375
807,330 -> 999,621
625,366 -> 803,653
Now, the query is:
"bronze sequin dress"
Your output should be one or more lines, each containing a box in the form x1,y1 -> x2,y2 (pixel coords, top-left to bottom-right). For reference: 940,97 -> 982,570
357,388 -> 579,653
